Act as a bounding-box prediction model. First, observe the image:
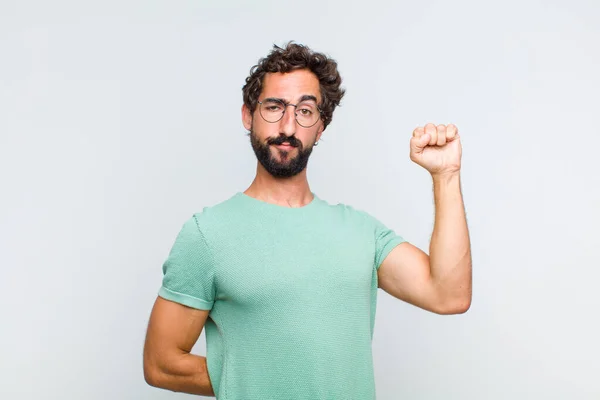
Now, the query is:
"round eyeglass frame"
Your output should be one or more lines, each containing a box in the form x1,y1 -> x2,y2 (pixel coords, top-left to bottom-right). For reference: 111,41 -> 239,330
257,99 -> 323,128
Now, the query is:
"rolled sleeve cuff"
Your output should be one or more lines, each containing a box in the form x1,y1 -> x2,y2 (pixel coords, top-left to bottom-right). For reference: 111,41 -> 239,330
376,237 -> 407,269
158,286 -> 214,310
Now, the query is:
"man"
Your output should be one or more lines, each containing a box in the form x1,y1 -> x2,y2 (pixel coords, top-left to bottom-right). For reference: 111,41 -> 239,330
143,42 -> 472,399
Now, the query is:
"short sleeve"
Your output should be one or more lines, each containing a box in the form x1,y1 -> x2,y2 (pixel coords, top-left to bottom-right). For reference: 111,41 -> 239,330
158,214 -> 216,310
369,214 -> 406,269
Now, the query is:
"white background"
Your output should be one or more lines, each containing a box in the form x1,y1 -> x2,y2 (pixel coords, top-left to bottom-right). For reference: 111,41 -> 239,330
1,0 -> 599,398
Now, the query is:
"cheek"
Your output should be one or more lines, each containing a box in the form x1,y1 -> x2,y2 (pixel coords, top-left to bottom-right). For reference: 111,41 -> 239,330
252,117 -> 279,136
299,130 -> 320,147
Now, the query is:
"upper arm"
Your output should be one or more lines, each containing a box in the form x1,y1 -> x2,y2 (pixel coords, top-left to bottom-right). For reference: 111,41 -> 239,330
360,210 -> 442,312
144,214 -> 216,382
377,241 -> 446,314
143,296 -> 210,381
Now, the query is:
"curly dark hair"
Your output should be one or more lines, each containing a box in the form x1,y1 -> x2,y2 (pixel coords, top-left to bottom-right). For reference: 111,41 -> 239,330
242,42 -> 345,130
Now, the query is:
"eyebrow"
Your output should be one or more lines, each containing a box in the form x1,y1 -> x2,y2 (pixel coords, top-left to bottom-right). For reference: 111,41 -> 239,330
298,94 -> 318,104
263,95 -> 319,104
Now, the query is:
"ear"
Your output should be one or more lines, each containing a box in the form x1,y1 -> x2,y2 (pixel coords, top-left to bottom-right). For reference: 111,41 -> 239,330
242,104 -> 253,131
315,120 -> 325,142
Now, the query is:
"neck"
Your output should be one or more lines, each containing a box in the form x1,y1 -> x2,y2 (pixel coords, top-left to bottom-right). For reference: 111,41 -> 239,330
244,163 -> 313,208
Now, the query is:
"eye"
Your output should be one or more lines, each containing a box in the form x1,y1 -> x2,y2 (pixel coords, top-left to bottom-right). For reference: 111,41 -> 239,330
261,100 -> 286,112
297,102 -> 316,115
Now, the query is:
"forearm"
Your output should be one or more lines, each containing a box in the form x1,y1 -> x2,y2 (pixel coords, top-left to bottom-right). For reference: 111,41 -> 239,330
429,171 -> 472,310
147,352 -> 214,396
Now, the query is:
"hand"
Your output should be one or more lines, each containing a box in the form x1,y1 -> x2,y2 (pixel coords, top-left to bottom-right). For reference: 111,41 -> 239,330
410,123 -> 461,177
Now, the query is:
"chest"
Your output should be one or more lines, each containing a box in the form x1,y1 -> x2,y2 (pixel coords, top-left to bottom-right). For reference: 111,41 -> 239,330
211,225 -> 376,309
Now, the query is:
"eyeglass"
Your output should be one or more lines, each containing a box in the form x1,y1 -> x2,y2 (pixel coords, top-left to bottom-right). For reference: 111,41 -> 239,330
257,97 -> 323,128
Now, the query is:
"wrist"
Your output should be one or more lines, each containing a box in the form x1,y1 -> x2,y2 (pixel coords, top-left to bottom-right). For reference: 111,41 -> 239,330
431,170 -> 460,184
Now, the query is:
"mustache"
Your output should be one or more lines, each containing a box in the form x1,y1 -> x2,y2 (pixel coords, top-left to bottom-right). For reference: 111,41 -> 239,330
267,135 -> 301,148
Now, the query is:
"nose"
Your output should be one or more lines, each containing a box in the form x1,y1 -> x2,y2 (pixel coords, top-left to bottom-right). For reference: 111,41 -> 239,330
279,105 -> 297,137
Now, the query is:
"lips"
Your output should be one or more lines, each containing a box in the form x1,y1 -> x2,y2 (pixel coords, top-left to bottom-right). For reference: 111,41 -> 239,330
268,137 -> 301,148
272,142 -> 297,150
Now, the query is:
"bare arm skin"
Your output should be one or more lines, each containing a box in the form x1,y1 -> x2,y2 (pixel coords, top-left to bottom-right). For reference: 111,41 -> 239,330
378,172 -> 472,314
143,296 -> 215,396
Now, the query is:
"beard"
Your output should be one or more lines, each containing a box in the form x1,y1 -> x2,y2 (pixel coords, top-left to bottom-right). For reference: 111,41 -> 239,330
249,129 -> 315,178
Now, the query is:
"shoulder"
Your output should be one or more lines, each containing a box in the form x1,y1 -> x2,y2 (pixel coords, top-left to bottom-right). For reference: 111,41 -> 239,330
319,197 -> 403,243
315,197 -> 381,229
184,193 -> 252,239
325,196 -> 376,217
189,192 -> 243,223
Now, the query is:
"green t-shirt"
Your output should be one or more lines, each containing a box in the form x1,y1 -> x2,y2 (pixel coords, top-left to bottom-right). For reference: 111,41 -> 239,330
158,192 -> 405,399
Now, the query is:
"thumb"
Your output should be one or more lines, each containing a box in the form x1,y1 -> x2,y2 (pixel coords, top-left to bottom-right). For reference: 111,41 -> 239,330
411,133 -> 430,153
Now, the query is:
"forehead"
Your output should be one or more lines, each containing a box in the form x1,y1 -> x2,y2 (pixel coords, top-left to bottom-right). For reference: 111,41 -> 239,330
261,69 -> 321,103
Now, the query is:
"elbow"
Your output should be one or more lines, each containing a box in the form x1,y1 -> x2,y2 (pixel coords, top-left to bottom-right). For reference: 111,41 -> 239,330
434,295 -> 472,315
143,352 -> 167,389
144,362 -> 161,388
449,298 -> 471,314
433,275 -> 472,315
